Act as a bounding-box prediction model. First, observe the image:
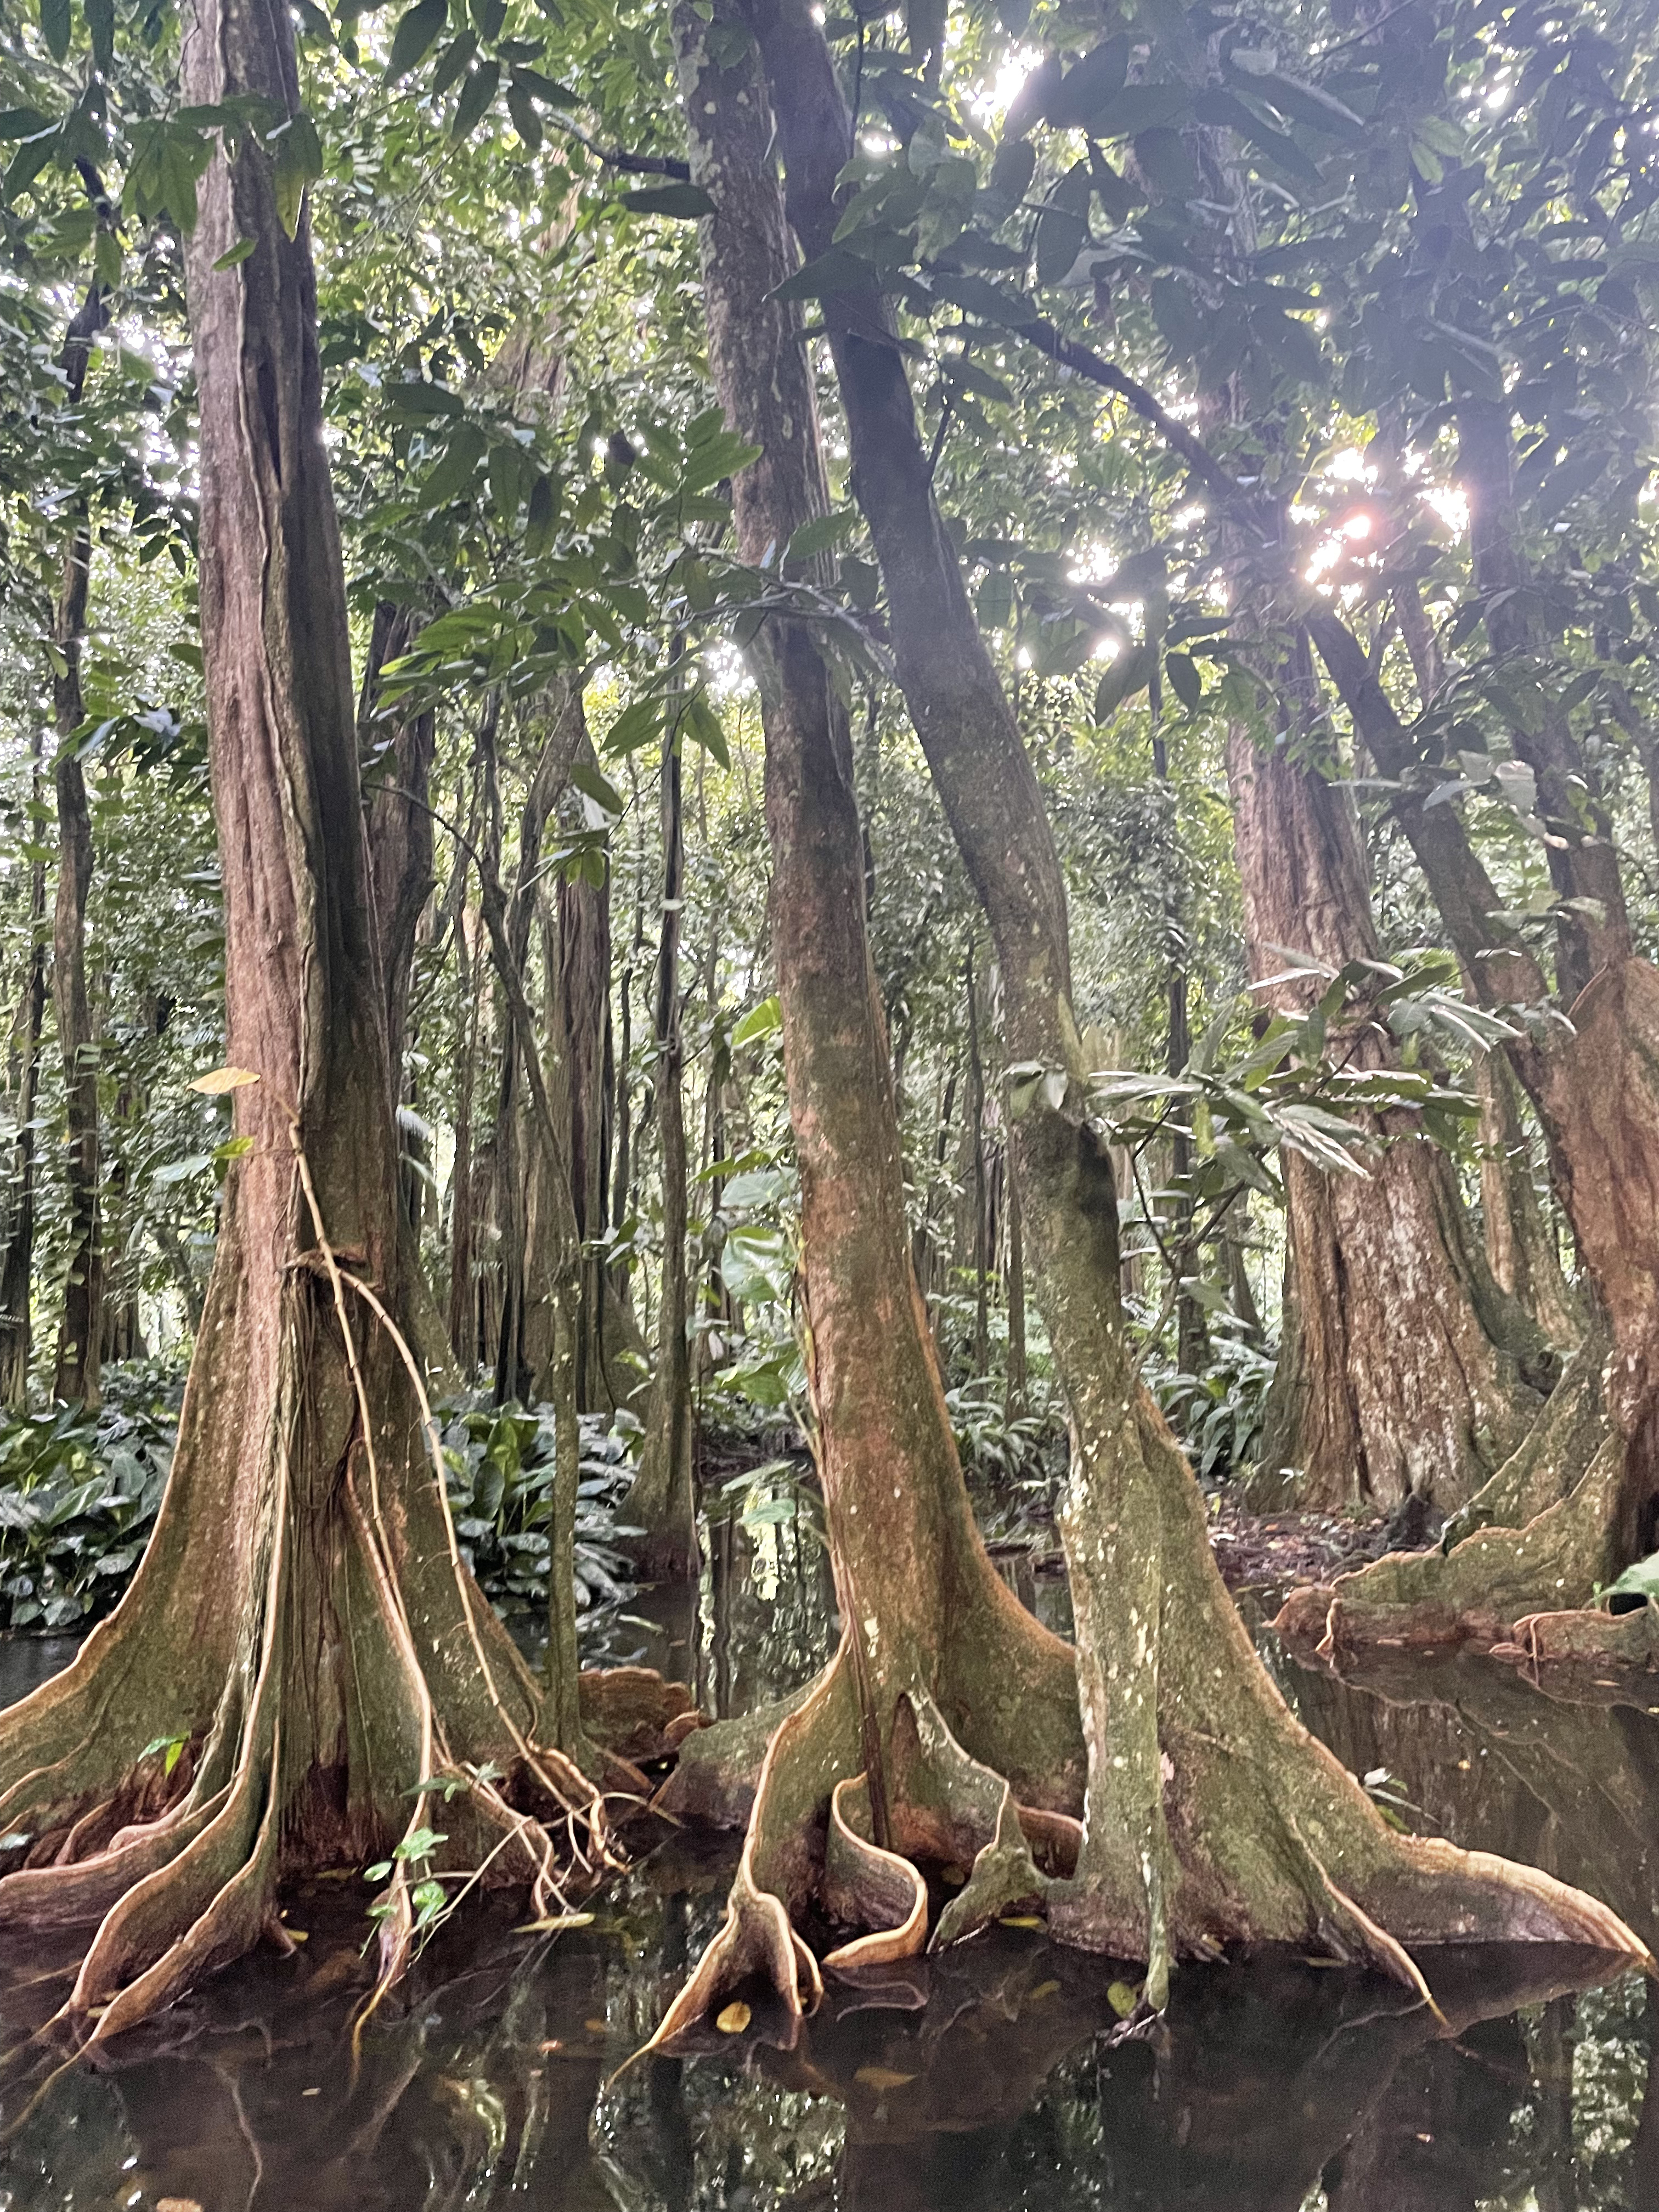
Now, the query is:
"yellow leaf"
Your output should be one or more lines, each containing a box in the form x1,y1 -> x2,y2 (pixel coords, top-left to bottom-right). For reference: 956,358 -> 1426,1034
1026,1979 -> 1060,2004
854,2064 -> 916,2092
1107,1979 -> 1140,2018
190,1064 -> 261,1096
514,1912 -> 595,1933
715,2000 -> 752,2035
998,1915 -> 1043,1929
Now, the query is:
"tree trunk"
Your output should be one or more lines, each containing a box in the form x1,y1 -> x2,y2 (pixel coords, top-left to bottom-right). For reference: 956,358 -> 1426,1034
1474,1048 -> 1584,1356
0,3 -> 610,2038
642,0 -> 1641,2046
0,731 -> 47,1406
648,7 -> 1088,2039
625,716 -> 698,1577
49,293 -> 109,1408
1301,597 -> 1659,1646
1227,721 -> 1542,1514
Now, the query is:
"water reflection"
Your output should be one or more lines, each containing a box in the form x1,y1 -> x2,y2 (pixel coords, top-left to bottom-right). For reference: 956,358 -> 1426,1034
1,1555 -> 1656,2210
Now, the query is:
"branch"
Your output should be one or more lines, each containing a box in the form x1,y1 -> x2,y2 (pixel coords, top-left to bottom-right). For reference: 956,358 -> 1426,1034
553,117 -> 691,182
1020,317 -> 1241,503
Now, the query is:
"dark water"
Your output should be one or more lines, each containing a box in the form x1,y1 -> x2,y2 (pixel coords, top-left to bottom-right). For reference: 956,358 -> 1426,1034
1,1534 -> 1656,2212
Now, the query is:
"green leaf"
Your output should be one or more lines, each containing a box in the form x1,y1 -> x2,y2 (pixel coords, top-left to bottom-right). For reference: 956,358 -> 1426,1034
785,509 -> 856,565
430,30 -> 476,95
1035,160 -> 1091,287
421,420 -> 487,504
213,235 -> 256,269
524,470 -> 556,553
93,224 -> 121,287
385,0 -> 448,81
681,690 -> 729,769
84,0 -> 113,65
928,271 -> 1037,327
506,80 -> 541,149
40,0 -> 71,63
1047,36 -> 1128,131
1094,643 -> 1152,719
0,108 -> 53,140
603,696 -> 662,758
731,995 -> 782,1047
772,247 -> 874,306
569,760 -> 623,817
1165,651 -> 1201,711
272,111 -> 323,240
450,59 -> 499,140
619,183 -> 716,219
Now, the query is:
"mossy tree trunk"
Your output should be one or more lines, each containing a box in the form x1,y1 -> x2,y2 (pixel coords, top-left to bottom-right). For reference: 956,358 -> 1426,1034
1228,723 -> 1544,1513
625,717 -> 698,1578
49,287 -> 110,1410
644,0 -> 1644,2046
0,0 -> 609,2041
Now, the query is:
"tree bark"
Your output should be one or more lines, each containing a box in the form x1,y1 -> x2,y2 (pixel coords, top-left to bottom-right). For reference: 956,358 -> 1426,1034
0,731 -> 47,1406
1227,723 -> 1543,1513
1474,1047 -> 1583,1356
1302,594 -> 1659,1641
0,0 -> 611,2036
625,712 -> 698,1577
727,0 -> 1640,2005
49,290 -> 109,1408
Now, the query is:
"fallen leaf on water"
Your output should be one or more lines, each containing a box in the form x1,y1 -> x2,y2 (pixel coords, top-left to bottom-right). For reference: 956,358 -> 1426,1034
514,1912 -> 595,1933
584,2018 -> 608,2034
1026,1979 -> 1060,2004
998,1915 -> 1043,1929
716,2001 -> 752,2035
157,2200 -> 204,2212
1107,1980 -> 1141,2019
854,2065 -> 916,2092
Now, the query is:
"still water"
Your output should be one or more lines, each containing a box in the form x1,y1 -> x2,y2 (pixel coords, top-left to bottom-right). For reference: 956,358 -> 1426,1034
0,1527 -> 1655,2212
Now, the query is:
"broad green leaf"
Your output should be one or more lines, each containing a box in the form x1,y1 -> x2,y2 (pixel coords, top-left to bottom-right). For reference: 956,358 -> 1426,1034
731,995 -> 782,1047
385,0 -> 448,82
212,236 -> 256,269
619,183 -> 716,220
40,0 -> 71,63
450,59 -> 499,139
569,760 -> 624,817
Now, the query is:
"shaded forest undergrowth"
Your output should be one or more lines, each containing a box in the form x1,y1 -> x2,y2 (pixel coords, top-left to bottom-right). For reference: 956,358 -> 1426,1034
0,1356 -> 1414,1648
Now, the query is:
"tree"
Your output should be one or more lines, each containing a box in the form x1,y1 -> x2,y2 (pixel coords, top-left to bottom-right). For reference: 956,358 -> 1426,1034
1229,711 -> 1545,1514
644,3 -> 1640,2041
0,0 -> 607,2037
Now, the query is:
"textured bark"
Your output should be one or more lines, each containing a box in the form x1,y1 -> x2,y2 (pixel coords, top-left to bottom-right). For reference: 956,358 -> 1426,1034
0,0 -> 607,2038
0,732 -> 46,1404
360,600 -> 436,1095
1307,590 -> 1659,1632
554,782 -> 621,1412
49,290 -> 109,1408
1227,723 -> 1541,1513
625,719 -> 697,1577
647,2 -> 1091,2044
1475,1047 -> 1584,1355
